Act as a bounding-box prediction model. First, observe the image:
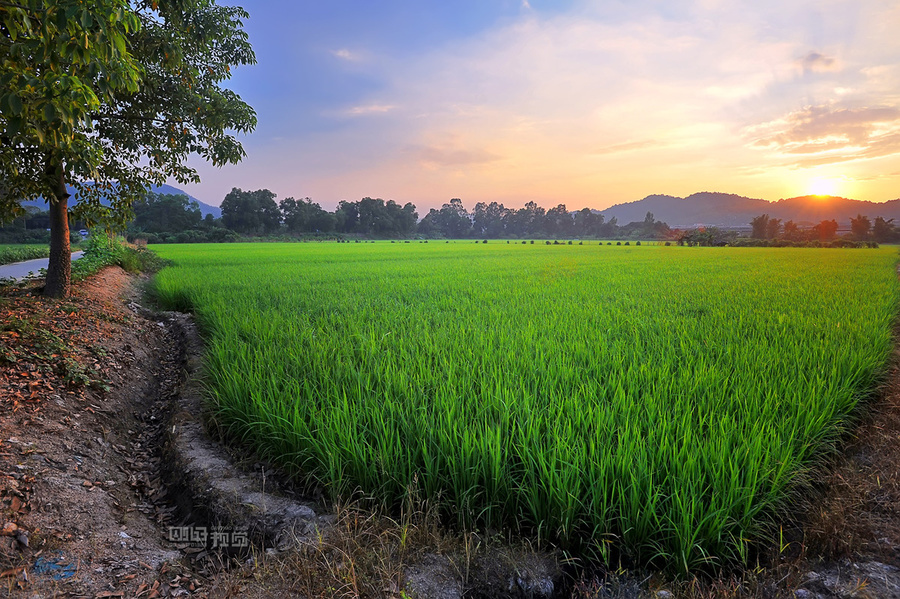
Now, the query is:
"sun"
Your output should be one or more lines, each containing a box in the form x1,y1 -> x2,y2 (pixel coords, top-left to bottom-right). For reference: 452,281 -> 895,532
808,177 -> 839,197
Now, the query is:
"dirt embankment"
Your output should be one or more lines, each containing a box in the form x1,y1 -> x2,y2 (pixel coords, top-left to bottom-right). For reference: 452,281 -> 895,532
0,267 -> 192,597
0,266 -> 899,598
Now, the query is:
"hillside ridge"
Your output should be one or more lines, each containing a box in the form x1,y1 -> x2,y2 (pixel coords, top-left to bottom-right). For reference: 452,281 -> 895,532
600,191 -> 900,228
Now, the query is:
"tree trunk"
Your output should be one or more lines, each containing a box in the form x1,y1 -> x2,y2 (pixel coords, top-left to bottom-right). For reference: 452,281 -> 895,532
44,157 -> 71,298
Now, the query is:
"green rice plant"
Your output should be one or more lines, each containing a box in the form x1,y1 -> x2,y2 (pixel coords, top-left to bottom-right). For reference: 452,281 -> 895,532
151,242 -> 899,571
0,244 -> 49,266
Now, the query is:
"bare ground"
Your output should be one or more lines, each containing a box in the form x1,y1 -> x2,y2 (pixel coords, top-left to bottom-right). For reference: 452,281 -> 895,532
0,267 -> 899,598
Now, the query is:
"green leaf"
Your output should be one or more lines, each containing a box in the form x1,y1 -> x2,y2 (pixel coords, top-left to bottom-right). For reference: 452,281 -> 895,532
8,94 -> 22,116
43,102 -> 57,123
6,117 -> 23,138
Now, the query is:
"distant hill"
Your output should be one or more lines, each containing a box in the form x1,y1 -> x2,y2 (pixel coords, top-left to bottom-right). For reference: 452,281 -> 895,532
21,184 -> 221,219
600,192 -> 900,229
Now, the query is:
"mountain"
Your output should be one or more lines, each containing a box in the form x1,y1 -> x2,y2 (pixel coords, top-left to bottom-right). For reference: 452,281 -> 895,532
600,192 -> 900,229
21,184 -> 221,219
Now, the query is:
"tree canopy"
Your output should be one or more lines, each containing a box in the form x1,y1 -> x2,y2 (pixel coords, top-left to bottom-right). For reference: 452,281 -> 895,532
0,0 -> 256,295
221,187 -> 280,234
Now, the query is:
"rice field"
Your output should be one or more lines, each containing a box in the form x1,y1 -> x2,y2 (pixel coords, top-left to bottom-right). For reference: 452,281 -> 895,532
151,242 -> 899,570
0,244 -> 49,266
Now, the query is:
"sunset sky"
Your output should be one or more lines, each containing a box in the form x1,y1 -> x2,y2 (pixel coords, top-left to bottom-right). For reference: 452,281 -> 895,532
178,0 -> 900,212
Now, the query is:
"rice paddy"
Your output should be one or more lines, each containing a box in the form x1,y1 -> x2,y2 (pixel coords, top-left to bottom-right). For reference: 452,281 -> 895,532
151,242 -> 899,570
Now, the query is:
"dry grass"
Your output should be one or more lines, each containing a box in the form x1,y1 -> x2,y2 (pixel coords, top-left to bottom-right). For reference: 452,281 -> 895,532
796,358 -> 900,563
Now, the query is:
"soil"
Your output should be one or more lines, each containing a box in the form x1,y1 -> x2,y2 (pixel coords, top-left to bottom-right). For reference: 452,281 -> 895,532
0,266 -> 899,598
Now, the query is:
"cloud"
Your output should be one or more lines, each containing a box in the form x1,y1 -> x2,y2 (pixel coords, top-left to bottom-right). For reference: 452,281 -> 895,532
344,104 -> 397,116
332,48 -> 361,61
591,140 -> 661,155
414,145 -> 502,168
750,105 -> 900,159
746,102 -> 900,170
800,52 -> 839,74
251,0 -> 900,208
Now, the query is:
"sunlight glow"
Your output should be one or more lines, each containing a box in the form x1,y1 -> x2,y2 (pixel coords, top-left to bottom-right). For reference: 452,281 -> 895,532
809,178 -> 839,197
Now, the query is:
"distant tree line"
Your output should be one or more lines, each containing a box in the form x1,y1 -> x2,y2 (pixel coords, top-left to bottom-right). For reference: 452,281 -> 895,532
215,188 -> 419,237
127,192 -> 238,243
749,213 -> 892,244
418,199 -> 669,239
0,205 -> 85,244
125,188 -> 674,242
676,213 -> 893,247
10,189 -> 899,248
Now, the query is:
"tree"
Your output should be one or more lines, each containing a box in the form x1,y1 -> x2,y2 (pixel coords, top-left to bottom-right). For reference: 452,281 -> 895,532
765,217 -> 782,240
573,208 -> 601,238
0,1 -> 256,296
873,217 -> 896,243
519,201 -> 546,237
280,197 -> 335,234
545,204 -> 573,237
750,214 -> 770,239
417,208 -> 440,237
335,200 -> 360,233
221,188 -> 280,234
783,220 -> 800,241
813,219 -> 839,242
472,201 -> 507,238
130,192 -> 201,234
850,213 -> 871,240
331,198 -> 416,237
433,198 -> 471,238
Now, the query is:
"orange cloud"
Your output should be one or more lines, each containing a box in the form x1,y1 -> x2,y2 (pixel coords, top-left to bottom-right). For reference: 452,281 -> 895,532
415,145 -> 502,168
749,105 -> 900,165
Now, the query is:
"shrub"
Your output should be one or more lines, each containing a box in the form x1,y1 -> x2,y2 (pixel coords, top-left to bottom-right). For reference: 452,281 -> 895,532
71,232 -> 170,281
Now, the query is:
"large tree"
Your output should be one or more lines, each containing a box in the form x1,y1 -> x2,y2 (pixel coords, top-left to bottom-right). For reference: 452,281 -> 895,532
850,213 -> 871,240
750,214 -> 770,239
813,219 -> 839,242
873,216 -> 896,243
221,187 -> 280,234
0,0 -> 256,296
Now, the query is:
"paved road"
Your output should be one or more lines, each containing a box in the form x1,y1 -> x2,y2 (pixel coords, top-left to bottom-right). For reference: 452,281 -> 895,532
0,251 -> 84,281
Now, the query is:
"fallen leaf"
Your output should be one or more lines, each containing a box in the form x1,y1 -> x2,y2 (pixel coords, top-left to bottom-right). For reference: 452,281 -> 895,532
0,567 -> 23,578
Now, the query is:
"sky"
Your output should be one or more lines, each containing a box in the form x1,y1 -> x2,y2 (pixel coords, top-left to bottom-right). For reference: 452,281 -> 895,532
177,0 -> 900,212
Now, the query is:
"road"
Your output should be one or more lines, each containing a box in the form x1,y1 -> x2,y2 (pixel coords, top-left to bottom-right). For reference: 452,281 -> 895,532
0,251 -> 84,281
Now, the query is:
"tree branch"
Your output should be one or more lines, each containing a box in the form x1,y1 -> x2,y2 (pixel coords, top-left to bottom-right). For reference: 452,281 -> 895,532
91,112 -> 187,126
